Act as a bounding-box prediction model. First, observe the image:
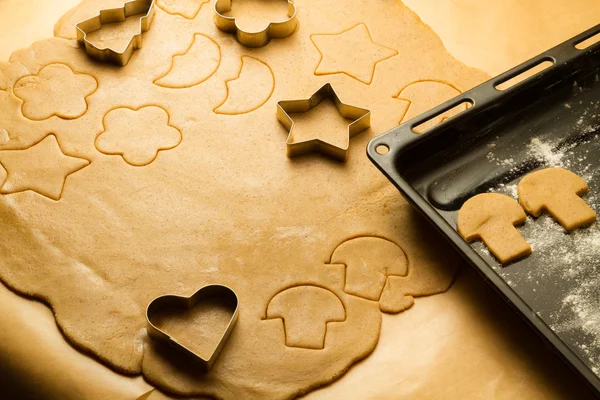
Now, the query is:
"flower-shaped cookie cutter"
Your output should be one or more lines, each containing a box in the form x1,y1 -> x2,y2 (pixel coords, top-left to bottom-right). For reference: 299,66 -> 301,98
277,83 -> 371,161
214,0 -> 298,48
146,284 -> 239,371
76,0 -> 156,66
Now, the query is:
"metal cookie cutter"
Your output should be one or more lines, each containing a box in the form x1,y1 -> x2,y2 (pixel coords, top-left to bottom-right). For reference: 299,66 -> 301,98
214,0 -> 298,48
277,83 -> 371,161
146,284 -> 239,371
76,0 -> 156,66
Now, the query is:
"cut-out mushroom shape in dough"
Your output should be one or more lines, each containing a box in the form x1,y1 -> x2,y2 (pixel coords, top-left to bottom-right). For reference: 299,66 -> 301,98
458,193 -> 531,264
265,285 -> 345,349
327,236 -> 408,301
518,167 -> 597,231
395,80 -> 465,132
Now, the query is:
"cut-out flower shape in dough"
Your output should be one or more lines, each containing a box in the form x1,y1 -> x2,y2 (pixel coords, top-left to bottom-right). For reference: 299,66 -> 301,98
13,63 -> 98,121
95,106 -> 182,167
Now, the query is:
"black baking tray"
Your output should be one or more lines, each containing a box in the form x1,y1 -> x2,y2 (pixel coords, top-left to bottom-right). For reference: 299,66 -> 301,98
368,24 -> 600,394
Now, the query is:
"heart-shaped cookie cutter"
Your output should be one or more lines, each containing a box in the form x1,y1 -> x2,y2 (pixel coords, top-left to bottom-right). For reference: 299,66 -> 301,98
214,0 -> 298,48
76,0 -> 156,66
146,284 -> 239,371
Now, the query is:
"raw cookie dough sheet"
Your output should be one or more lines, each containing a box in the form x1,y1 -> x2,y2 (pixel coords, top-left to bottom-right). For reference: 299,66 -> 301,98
0,0 -> 598,399
0,0 -> 485,397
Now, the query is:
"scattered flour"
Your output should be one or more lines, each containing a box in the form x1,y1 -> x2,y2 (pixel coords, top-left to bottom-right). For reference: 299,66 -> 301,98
492,212 -> 600,372
478,114 -> 600,373
528,137 -> 567,168
493,183 -> 518,199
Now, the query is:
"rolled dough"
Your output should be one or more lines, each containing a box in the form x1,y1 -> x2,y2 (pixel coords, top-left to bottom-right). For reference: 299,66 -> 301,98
0,0 -> 536,398
2,0 -> 600,398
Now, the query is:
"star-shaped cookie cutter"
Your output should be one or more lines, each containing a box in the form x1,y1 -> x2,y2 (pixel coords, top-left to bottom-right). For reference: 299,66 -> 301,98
277,83 -> 371,161
146,284 -> 239,371
76,0 -> 156,66
214,0 -> 298,48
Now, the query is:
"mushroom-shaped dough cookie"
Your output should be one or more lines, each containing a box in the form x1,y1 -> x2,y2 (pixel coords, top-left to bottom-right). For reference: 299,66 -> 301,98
458,193 -> 531,264
518,167 -> 596,231
328,236 -> 408,301
266,285 -> 346,349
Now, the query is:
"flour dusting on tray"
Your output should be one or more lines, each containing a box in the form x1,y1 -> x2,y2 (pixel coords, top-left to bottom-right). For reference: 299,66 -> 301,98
478,117 -> 600,373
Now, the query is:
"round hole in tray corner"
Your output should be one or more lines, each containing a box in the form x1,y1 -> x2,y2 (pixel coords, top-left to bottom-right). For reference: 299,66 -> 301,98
375,144 -> 389,155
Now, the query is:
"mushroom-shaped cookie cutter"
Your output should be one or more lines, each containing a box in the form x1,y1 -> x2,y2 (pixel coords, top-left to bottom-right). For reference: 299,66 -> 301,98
277,83 -> 371,161
214,0 -> 298,48
146,284 -> 239,371
76,0 -> 156,66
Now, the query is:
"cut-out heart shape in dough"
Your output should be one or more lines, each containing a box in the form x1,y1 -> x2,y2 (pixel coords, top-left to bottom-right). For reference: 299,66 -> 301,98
146,285 -> 239,371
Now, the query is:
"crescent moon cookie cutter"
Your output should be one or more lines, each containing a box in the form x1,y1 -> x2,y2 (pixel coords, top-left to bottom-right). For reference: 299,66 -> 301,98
76,0 -> 156,66
146,284 -> 239,371
277,83 -> 371,161
214,0 -> 298,48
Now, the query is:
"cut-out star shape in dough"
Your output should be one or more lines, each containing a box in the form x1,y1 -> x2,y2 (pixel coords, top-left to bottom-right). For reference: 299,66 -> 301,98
0,134 -> 90,200
311,23 -> 398,85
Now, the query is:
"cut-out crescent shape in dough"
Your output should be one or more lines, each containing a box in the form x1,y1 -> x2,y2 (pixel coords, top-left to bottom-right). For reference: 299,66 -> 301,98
154,34 -> 221,88
213,55 -> 275,115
